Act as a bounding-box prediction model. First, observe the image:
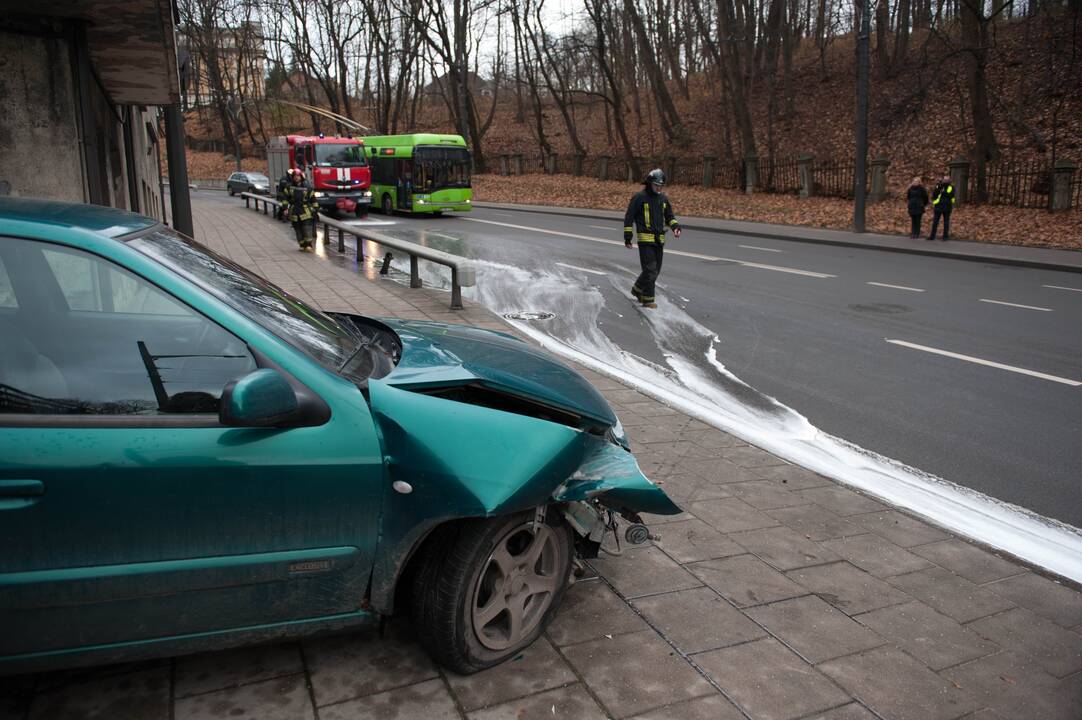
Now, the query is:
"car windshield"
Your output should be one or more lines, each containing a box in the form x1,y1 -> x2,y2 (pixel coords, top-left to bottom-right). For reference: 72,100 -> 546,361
314,144 -> 366,167
247,174 -> 269,184
128,227 -> 392,382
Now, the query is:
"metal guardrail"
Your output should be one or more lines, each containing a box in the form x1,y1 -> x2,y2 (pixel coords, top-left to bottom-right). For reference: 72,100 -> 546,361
241,192 -> 476,309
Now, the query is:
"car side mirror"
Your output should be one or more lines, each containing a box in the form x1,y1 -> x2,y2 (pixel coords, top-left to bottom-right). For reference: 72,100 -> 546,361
220,369 -> 300,427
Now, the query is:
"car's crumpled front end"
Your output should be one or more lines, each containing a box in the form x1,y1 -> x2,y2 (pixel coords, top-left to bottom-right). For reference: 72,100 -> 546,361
358,318 -> 681,612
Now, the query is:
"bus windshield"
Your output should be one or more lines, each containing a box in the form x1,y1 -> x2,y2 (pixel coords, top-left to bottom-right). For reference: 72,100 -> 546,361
314,144 -> 367,167
414,146 -> 471,191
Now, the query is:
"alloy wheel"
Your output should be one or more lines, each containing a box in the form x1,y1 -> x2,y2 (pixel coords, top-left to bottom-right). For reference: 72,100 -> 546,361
470,522 -> 563,651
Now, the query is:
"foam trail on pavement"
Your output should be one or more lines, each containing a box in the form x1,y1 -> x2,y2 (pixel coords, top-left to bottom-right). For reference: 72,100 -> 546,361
388,253 -> 1082,582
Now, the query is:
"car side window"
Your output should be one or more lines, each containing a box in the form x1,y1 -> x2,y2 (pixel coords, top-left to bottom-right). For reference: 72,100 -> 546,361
0,239 -> 256,416
0,254 -> 15,308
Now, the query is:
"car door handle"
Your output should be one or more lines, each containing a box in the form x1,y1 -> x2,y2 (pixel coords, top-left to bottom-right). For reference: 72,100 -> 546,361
0,479 -> 44,509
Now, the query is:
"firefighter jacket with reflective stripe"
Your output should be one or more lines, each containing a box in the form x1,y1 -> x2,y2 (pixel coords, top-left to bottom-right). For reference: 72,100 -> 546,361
624,189 -> 680,244
285,182 -> 317,222
931,182 -> 955,210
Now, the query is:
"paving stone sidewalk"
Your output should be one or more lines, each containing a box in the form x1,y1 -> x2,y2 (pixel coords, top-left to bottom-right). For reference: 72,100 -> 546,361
4,194 -> 1080,720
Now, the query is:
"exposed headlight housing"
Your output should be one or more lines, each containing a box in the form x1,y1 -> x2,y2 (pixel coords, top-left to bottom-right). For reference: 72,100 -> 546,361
363,191 -> 372,198
313,191 -> 326,198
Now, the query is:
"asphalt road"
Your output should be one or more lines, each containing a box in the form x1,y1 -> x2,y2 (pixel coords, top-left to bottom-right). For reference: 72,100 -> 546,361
206,191 -> 1082,529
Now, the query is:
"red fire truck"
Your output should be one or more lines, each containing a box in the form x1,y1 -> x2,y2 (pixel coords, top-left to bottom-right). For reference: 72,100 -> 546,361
268,135 -> 372,216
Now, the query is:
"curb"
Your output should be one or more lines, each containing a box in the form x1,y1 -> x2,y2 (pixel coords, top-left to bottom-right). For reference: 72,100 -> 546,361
474,201 -> 1082,274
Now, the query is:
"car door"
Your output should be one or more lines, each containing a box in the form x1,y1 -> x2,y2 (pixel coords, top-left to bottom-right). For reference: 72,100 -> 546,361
0,237 -> 383,662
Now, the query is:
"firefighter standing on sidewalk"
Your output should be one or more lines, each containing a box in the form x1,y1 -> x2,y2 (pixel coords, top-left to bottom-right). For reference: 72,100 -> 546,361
284,169 -> 318,250
625,168 -> 681,309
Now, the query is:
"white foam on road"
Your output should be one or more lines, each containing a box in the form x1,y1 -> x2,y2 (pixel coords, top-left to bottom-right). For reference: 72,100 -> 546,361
390,252 -> 1082,582
467,261 -> 1082,583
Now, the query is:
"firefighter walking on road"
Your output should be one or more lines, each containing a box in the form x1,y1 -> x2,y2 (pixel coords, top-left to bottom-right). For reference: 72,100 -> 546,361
284,169 -> 318,250
625,168 -> 681,309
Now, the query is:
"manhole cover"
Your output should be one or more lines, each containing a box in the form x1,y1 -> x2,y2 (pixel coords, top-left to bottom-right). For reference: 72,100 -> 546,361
503,311 -> 556,321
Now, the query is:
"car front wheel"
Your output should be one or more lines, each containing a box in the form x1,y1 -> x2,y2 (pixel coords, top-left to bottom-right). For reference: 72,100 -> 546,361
228,187 -> 235,196
411,511 -> 572,674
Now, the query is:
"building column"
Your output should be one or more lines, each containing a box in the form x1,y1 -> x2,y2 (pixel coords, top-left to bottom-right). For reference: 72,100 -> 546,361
164,105 -> 194,237
68,21 -> 103,205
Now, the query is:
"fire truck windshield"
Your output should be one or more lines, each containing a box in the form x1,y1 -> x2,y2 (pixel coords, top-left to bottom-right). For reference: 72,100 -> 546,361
313,144 -> 366,167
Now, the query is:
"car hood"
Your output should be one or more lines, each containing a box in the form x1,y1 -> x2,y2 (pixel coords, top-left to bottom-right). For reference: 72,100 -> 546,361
380,318 -> 617,429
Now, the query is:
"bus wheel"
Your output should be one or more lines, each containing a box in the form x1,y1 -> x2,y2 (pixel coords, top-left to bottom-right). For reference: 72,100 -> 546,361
382,194 -> 393,216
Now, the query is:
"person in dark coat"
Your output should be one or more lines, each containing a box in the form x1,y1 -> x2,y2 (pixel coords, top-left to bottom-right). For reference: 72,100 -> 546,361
906,176 -> 929,239
928,173 -> 956,241
624,168 -> 681,309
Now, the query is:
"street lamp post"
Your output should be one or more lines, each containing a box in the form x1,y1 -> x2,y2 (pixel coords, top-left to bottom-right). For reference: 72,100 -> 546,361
853,0 -> 871,232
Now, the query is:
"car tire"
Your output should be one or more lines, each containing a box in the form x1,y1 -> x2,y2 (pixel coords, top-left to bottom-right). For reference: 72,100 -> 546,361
382,194 -> 393,216
228,187 -> 235,196
411,511 -> 572,674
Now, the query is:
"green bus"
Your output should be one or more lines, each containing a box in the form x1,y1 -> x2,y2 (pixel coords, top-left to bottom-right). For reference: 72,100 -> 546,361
363,134 -> 473,215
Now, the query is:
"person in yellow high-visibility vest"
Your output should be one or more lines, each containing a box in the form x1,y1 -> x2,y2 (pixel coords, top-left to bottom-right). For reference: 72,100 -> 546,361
928,173 -> 956,241
624,169 -> 681,309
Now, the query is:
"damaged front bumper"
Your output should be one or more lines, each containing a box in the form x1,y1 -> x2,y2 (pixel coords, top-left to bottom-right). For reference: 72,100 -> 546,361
366,379 -> 681,612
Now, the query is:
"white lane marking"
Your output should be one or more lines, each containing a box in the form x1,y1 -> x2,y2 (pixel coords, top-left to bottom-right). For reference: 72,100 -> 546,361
460,217 -> 718,260
721,260 -> 834,278
555,262 -> 607,276
979,298 -> 1053,312
1044,284 -> 1082,293
460,217 -> 834,276
885,339 -> 1080,386
589,224 -> 616,231
867,281 -> 925,293
739,244 -> 782,253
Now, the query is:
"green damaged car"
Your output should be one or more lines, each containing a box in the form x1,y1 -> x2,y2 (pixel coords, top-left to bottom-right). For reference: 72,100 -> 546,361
0,198 -> 679,676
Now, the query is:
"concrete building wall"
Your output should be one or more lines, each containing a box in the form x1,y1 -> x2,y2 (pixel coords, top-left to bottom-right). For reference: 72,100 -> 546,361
0,21 -> 165,218
0,27 -> 84,203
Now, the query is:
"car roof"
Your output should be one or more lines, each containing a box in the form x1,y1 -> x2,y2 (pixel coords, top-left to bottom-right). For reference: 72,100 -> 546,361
0,197 -> 158,239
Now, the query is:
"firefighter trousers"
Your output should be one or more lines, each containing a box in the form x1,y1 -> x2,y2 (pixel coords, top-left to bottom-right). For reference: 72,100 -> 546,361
632,242 -> 664,303
292,219 -> 314,247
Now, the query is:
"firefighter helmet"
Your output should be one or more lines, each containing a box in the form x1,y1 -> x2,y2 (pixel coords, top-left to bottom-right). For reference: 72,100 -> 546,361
644,168 -> 666,186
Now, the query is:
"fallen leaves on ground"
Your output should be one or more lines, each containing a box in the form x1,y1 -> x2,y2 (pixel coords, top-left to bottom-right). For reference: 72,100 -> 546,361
473,174 -> 1082,251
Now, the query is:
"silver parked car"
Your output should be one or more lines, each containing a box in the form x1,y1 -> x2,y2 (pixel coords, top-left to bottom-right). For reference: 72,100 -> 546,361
226,172 -> 271,196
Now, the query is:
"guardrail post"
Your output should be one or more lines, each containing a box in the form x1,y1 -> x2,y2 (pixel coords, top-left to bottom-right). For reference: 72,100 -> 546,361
451,268 -> 463,309
263,199 -> 268,215
410,255 -> 422,288
357,233 -> 364,263
337,226 -> 344,252
245,195 -> 250,209
1052,159 -> 1077,211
